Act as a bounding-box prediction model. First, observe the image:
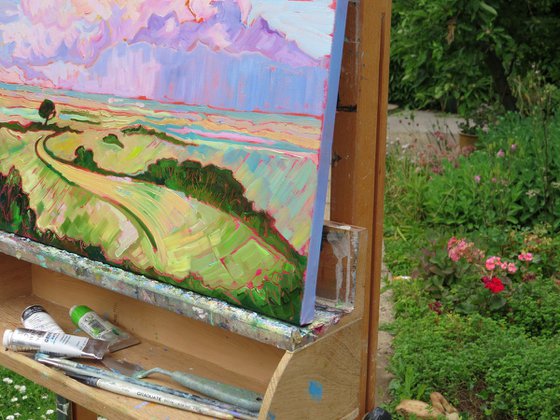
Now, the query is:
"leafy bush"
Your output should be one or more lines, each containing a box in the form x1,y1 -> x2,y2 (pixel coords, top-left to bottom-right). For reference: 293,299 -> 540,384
390,0 -> 560,113
484,341 -> 560,418
390,0 -> 497,112
506,278 -> 560,338
388,282 -> 560,418
422,113 -> 560,230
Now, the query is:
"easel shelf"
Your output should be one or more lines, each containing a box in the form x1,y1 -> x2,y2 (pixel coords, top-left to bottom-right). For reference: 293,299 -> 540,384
0,221 -> 364,352
0,221 -> 366,419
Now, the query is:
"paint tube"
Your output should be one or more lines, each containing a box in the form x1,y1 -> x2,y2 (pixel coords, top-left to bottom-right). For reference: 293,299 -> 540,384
69,305 -> 139,352
21,305 -> 65,334
3,328 -> 110,359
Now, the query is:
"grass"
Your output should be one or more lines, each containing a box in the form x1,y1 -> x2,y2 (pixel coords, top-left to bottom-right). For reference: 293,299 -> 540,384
0,367 -> 56,419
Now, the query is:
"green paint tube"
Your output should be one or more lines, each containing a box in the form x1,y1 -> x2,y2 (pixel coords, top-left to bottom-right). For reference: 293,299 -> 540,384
69,305 -> 139,352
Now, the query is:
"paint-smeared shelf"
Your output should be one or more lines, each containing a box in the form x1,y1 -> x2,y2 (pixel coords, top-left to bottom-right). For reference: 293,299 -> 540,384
0,229 -> 362,351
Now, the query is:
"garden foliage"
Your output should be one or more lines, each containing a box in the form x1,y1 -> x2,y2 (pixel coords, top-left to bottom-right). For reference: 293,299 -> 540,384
423,113 -> 560,230
390,0 -> 560,114
384,111 -> 560,417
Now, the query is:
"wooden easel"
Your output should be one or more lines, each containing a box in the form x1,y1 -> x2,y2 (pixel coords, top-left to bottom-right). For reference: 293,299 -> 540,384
0,1 -> 390,418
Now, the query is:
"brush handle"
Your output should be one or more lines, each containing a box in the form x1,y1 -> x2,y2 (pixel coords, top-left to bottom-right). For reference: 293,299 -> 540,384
96,377 -> 234,419
147,368 -> 263,412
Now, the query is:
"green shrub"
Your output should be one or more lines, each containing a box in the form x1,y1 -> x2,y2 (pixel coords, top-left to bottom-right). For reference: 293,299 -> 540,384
390,0 -> 497,112
484,340 -> 560,418
422,113 -> 560,230
388,297 -> 560,418
390,0 -> 560,113
506,278 -> 560,338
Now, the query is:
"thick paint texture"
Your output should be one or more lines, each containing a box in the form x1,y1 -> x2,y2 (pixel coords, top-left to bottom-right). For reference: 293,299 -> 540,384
0,0 -> 347,324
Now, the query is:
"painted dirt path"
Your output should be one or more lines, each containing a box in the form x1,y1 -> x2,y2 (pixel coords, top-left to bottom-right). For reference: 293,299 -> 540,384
35,135 -> 293,287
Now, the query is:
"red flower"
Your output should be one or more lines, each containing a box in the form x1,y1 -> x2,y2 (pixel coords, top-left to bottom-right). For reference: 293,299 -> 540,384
428,301 -> 443,315
483,276 -> 505,294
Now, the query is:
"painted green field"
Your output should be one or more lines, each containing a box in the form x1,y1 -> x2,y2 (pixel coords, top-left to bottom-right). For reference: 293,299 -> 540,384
0,87 -> 310,321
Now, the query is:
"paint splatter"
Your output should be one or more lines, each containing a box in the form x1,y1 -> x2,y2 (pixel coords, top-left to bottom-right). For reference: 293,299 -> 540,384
308,380 -> 323,401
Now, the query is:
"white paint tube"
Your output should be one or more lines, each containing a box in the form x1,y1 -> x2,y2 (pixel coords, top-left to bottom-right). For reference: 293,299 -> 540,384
3,328 -> 110,359
21,305 -> 65,334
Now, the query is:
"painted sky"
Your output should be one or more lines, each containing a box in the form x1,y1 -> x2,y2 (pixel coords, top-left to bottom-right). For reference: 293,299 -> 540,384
0,0 -> 337,115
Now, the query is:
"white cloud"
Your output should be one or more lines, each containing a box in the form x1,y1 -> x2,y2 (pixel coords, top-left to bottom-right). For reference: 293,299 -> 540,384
246,0 -> 336,58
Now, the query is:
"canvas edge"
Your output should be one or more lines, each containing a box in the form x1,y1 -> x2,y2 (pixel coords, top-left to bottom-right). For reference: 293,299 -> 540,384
299,0 -> 350,325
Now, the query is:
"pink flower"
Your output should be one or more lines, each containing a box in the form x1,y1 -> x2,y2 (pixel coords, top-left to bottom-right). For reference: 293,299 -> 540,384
447,237 -> 459,249
511,144 -> 517,152
485,256 -> 501,271
428,301 -> 443,315
507,263 -> 517,274
449,250 -> 460,262
500,262 -> 508,270
518,252 -> 534,262
447,237 -> 484,263
497,149 -> 505,158
474,175 -> 481,183
433,131 -> 445,141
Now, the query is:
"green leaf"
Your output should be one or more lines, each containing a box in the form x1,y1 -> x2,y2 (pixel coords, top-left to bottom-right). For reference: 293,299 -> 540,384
479,1 -> 498,17
488,294 -> 507,311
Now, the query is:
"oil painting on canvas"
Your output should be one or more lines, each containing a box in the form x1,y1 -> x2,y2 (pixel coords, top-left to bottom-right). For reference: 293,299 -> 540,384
0,0 -> 347,324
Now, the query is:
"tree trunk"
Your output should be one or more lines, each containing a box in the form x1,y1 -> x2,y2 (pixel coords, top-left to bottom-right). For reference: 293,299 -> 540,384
483,46 -> 517,112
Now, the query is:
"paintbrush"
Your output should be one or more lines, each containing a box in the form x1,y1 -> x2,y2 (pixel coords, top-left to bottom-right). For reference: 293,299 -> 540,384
64,371 -> 234,419
34,354 -> 258,419
102,356 -> 263,412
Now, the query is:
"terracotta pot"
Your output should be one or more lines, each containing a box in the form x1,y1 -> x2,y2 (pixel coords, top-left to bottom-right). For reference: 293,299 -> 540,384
459,132 -> 478,149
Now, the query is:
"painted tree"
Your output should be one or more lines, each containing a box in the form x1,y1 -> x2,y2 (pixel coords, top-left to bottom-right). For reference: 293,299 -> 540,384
38,99 -> 56,126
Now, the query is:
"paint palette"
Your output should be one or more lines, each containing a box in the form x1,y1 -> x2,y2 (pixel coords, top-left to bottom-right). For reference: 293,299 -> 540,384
0,0 -> 348,324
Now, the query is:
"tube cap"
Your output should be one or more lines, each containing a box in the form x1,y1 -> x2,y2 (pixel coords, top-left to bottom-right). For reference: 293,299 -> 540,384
21,304 -> 46,323
69,305 -> 92,326
3,329 -> 13,348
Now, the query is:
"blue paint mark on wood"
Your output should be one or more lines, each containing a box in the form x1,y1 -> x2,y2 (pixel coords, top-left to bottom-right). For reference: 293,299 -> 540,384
134,401 -> 150,409
267,413 -> 276,420
308,380 -> 323,401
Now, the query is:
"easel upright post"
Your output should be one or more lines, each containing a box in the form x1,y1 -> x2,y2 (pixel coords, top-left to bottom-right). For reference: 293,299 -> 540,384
332,0 -> 392,413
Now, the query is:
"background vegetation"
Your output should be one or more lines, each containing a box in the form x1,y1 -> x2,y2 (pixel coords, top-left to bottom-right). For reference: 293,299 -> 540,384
390,0 -> 560,117
385,114 -> 560,419
386,2 -> 560,417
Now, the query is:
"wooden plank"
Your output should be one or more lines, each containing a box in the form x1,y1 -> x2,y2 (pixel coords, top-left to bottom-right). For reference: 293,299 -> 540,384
331,0 -> 392,413
0,253 -> 31,299
260,320 -> 362,419
71,404 -> 97,420
338,0 -> 360,109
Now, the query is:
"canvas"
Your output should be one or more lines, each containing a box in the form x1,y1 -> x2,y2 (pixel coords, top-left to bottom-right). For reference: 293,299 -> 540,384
0,0 -> 348,324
